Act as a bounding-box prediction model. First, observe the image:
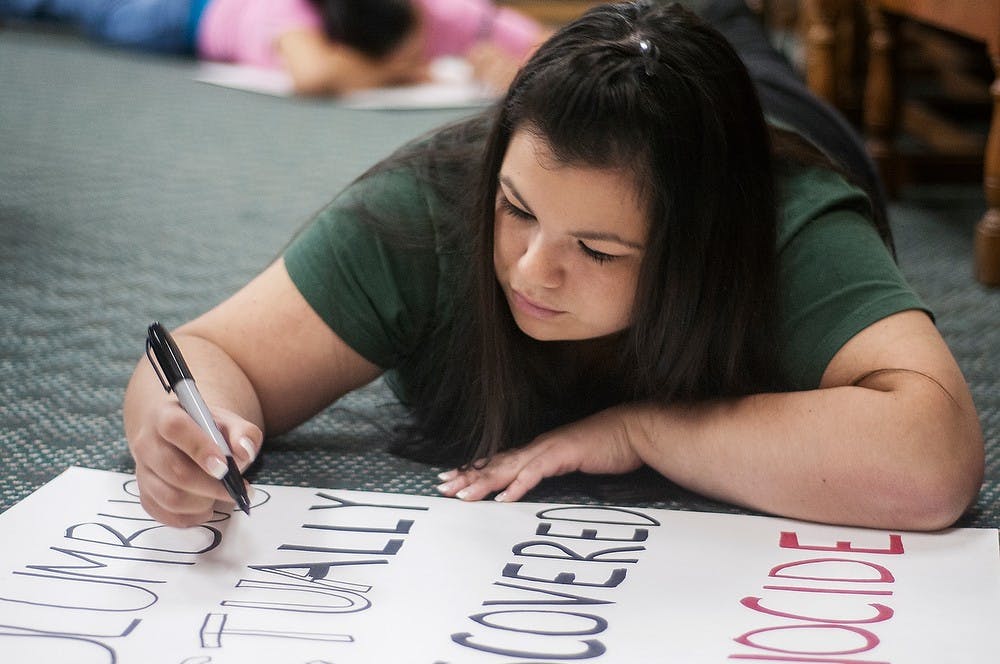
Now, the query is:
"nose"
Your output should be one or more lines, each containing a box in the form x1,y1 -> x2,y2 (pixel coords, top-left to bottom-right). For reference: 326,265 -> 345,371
518,229 -> 563,289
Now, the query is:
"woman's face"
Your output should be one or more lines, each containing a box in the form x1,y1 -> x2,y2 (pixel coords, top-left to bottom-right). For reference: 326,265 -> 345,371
493,130 -> 648,342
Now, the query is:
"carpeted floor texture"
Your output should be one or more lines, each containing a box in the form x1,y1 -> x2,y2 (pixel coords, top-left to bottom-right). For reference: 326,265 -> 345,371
1,26 -> 997,529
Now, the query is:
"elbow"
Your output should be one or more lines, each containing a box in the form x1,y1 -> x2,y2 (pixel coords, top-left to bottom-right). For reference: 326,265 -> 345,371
898,473 -> 982,532
877,377 -> 986,531
887,428 -> 985,532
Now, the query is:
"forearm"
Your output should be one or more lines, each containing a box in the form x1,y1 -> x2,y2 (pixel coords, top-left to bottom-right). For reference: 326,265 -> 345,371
625,375 -> 984,530
276,29 -> 359,95
124,332 -> 265,443
276,29 -> 426,96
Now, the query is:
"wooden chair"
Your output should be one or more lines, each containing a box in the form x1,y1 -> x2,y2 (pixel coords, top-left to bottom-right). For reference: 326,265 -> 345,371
498,1 -> 602,25
804,0 -> 1000,286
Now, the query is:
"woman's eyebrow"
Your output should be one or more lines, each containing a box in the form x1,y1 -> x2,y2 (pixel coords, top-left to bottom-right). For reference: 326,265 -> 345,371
498,175 -> 535,215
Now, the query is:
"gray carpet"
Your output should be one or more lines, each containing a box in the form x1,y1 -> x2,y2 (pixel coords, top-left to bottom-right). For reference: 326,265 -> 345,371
2,27 -> 998,529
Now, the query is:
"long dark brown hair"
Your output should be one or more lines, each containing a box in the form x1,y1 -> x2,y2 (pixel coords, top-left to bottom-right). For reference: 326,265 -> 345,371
358,2 -> 800,464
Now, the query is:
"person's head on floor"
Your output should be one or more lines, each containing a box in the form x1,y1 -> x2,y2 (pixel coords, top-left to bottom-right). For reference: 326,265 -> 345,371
309,0 -> 418,59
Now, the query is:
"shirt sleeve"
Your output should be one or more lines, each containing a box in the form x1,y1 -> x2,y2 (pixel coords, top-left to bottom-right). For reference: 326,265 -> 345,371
282,169 -> 442,369
776,167 -> 930,390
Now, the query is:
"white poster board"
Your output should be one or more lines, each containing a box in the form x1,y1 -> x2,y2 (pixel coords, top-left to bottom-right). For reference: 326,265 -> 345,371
194,58 -> 496,110
0,466 -> 997,663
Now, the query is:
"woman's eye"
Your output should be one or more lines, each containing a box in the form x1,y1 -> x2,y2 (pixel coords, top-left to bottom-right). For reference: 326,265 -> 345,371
578,241 -> 617,264
498,193 -> 619,265
498,196 -> 534,220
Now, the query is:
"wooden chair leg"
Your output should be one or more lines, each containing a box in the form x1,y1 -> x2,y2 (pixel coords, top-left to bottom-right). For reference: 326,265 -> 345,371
975,51 -> 1000,286
863,2 -> 900,198
804,0 -> 840,105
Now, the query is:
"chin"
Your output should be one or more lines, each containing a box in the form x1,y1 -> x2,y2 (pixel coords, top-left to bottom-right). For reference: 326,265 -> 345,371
512,315 -> 593,342
511,315 -> 562,341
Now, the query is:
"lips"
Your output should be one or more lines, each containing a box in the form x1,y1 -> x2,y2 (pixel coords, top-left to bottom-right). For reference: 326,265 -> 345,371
511,289 -> 564,319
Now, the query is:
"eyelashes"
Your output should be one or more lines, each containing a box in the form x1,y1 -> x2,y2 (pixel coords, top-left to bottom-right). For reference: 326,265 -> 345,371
496,194 -> 618,265
577,240 -> 616,264
498,195 -> 533,220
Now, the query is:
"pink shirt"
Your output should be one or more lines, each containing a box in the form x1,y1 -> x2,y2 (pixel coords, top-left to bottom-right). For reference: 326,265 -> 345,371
197,0 -> 544,70
198,0 -> 321,69
415,0 -> 544,61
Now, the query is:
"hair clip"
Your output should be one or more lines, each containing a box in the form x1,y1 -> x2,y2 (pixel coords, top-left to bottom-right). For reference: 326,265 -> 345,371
637,38 -> 658,77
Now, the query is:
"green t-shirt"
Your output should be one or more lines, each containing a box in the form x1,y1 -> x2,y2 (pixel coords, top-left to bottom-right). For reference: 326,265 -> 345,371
284,159 -> 927,397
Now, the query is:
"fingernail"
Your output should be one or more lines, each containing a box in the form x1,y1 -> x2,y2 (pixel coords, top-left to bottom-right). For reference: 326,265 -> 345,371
437,470 -> 455,481
456,488 -> 470,500
436,481 -> 453,493
206,456 -> 228,479
247,484 -> 256,502
495,491 -> 508,502
238,436 -> 256,462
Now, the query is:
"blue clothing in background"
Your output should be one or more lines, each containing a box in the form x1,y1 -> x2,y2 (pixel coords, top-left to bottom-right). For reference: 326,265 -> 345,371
0,0 -> 211,53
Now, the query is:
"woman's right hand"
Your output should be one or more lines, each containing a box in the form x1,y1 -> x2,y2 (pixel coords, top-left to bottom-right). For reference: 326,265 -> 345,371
124,259 -> 383,527
128,401 -> 262,527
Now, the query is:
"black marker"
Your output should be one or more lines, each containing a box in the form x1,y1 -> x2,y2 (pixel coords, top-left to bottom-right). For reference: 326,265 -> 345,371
145,321 -> 251,515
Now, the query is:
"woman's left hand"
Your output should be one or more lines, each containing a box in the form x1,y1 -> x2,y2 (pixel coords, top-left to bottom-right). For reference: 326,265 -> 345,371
435,406 -> 644,502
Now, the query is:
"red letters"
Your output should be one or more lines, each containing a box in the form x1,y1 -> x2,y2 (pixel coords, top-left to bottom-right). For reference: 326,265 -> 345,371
779,533 -> 903,555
